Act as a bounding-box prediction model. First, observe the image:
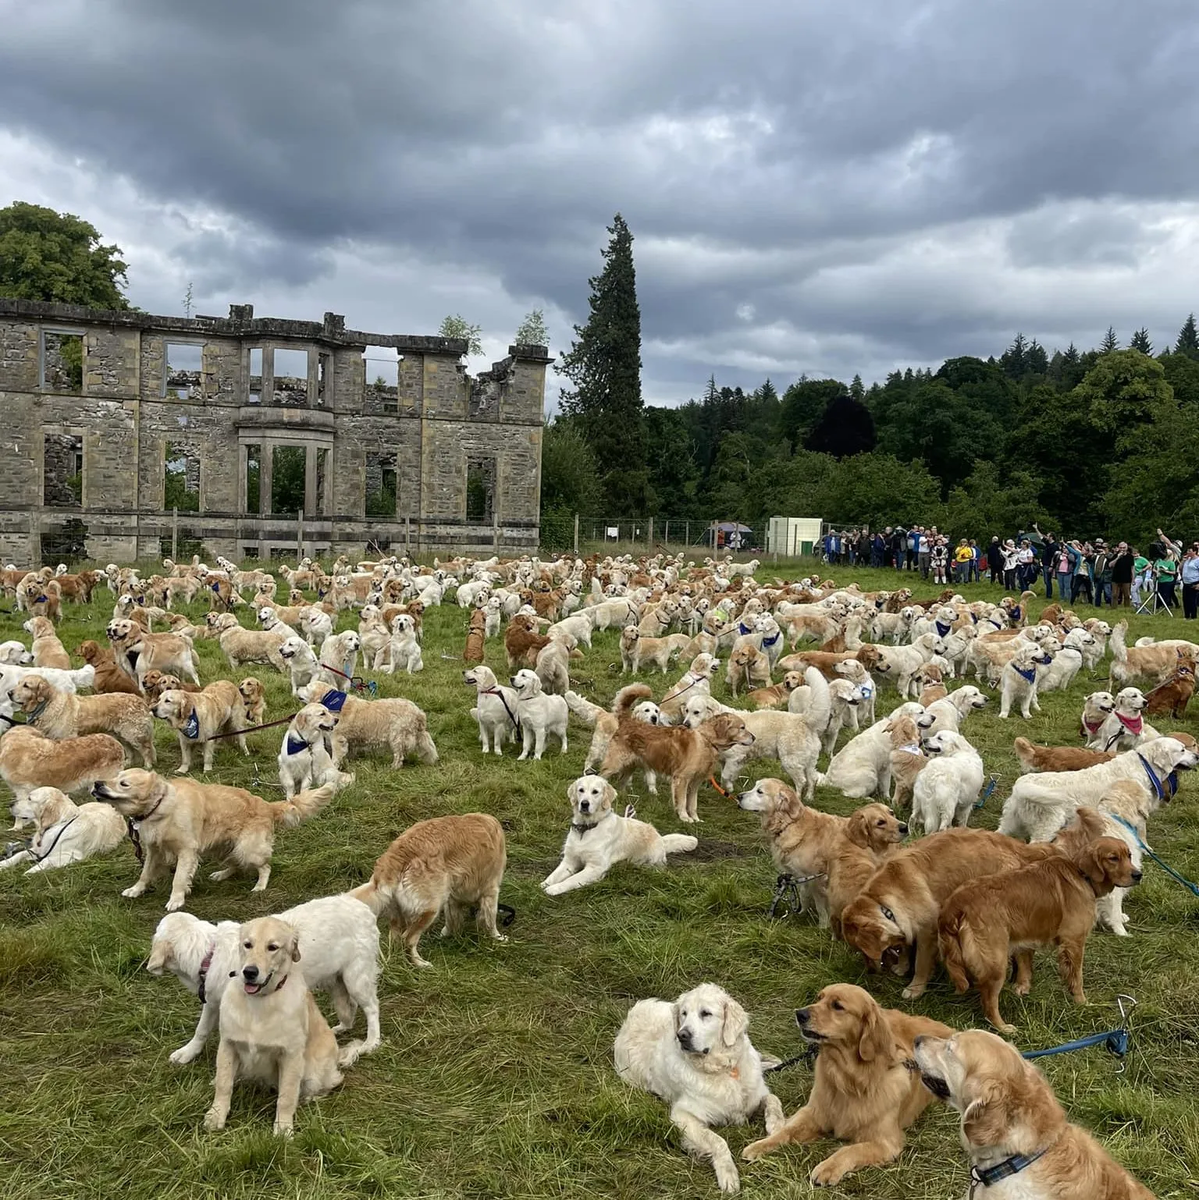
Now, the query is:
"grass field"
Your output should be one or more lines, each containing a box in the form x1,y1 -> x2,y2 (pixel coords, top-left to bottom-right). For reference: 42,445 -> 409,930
1,561 -> 1197,1200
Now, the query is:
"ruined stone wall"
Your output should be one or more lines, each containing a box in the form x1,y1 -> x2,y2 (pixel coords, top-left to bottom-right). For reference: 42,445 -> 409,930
0,299 -> 548,563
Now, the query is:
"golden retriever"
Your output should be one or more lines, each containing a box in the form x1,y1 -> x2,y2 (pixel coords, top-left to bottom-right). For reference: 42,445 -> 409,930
938,814 -> 1139,1031
23,615 -> 70,669
914,1029 -> 1155,1199
300,684 -> 438,769
12,674 -> 155,767
203,916 -> 343,1136
887,713 -> 927,812
840,829 -> 1059,999
600,686 -> 755,822
0,726 -> 125,810
1013,737 -> 1114,774
92,768 -> 334,910
614,982 -> 784,1194
238,676 -> 267,727
77,640 -> 142,696
152,682 -> 247,774
742,984 -> 953,1187
349,813 -> 508,968
737,777 -> 906,925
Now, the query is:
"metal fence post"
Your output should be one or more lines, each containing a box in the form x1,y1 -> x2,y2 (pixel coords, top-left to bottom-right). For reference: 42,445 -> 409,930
297,508 -> 304,560
573,513 -> 579,553
171,507 -> 178,562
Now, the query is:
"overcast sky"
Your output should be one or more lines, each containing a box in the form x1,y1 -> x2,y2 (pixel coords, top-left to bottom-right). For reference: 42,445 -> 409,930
3,0 -> 1199,405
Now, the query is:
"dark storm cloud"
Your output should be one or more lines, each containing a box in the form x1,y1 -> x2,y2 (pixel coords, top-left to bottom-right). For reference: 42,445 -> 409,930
3,0 -> 1199,401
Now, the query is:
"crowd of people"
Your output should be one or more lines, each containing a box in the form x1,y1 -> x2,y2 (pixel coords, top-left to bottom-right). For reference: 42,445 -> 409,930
820,523 -> 1199,618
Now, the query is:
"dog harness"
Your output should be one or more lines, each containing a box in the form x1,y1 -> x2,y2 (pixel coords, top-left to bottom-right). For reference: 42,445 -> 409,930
183,711 -> 200,740
320,689 -> 349,712
968,1149 -> 1047,1196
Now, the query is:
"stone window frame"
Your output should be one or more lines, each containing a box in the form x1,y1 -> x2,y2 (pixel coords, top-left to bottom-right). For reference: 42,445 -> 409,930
465,453 -> 497,522
39,326 -> 87,393
42,425 -> 87,509
162,437 -> 203,512
162,337 -> 207,400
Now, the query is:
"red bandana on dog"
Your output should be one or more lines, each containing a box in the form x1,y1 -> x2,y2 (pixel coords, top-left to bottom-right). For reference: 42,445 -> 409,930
1116,712 -> 1144,736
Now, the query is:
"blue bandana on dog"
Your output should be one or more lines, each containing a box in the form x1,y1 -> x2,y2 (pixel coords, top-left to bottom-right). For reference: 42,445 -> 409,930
321,689 -> 349,712
183,711 -> 200,740
286,735 -> 309,757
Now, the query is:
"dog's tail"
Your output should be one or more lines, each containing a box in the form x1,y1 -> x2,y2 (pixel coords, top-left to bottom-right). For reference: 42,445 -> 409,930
613,683 -> 653,718
798,666 -> 832,732
661,833 -> 699,855
346,878 -> 386,916
565,689 -> 603,725
937,906 -> 972,994
1012,736 -> 1037,773
1110,620 -> 1128,663
270,783 -> 336,828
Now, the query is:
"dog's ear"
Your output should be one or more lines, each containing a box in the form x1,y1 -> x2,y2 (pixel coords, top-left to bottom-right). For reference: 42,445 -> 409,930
602,780 -> 618,809
289,932 -> 302,963
856,1000 -> 893,1063
1078,843 -> 1111,887
846,810 -> 872,849
566,778 -> 578,804
1072,807 -> 1107,841
962,1083 -> 1010,1147
721,997 -> 748,1048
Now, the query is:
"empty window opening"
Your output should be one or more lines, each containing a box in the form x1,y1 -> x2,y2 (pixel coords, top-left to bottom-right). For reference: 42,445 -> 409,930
41,519 -> 88,564
273,348 -> 310,406
364,347 -> 399,414
164,442 -> 201,512
317,353 -> 331,407
271,445 -> 307,515
315,448 -> 329,516
365,452 -> 397,517
245,444 -> 261,513
242,545 -> 260,560
159,530 -> 204,560
44,434 -> 83,508
248,348 -> 263,404
466,456 -> 496,521
164,342 -> 203,399
42,332 -> 84,392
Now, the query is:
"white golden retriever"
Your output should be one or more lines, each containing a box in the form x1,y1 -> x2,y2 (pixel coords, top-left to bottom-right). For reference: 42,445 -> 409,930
910,729 -> 985,834
510,668 -> 568,760
541,776 -> 697,895
999,735 -> 1198,842
614,983 -> 784,1193
820,702 -> 925,799
0,786 -> 125,873
146,895 -> 382,1068
463,665 -> 520,755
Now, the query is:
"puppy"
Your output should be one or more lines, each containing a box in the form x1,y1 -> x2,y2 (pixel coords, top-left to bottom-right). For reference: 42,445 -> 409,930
23,616 -> 70,669
742,984 -> 954,1188
278,703 -> 355,797
0,785 -> 125,873
614,983 -> 784,1194
349,813 -> 508,968
203,916 -> 343,1136
147,896 -> 381,1069
841,829 -> 1059,999
238,677 -> 267,728
92,768 -> 334,910
463,609 -> 486,665
603,689 -> 755,822
300,684 -> 439,769
914,1029 -> 1155,1200
463,664 -> 520,755
279,635 -> 320,696
153,682 -> 247,774
737,778 -> 906,925
77,640 -> 141,696
510,668 -> 568,760
910,729 -> 984,834
1014,737 -> 1114,774
541,776 -> 697,895
12,674 -> 156,768
938,813 -> 1139,1030
998,641 -> 1052,719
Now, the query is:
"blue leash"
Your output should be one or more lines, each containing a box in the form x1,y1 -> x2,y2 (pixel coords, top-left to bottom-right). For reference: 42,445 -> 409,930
1021,997 -> 1136,1073
974,775 -> 998,810
1109,815 -> 1199,898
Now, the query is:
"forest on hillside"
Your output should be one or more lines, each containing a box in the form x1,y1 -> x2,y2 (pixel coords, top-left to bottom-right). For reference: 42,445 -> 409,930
543,320 -> 1199,546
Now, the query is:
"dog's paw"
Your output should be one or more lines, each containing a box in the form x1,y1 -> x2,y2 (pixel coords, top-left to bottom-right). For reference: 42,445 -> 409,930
741,1138 -> 771,1163
174,766 -> 189,776
120,886 -> 144,899
272,1120 -> 294,1138
169,1045 -> 200,1065
901,983 -> 926,1001
203,1108 -> 226,1132
809,1158 -> 846,1188
714,1161 -> 741,1192
164,896 -> 186,912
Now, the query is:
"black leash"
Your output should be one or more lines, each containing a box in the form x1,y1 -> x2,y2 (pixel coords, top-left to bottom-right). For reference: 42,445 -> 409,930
768,871 -> 827,919
764,1043 -> 818,1074
497,903 -> 517,927
27,815 -> 78,864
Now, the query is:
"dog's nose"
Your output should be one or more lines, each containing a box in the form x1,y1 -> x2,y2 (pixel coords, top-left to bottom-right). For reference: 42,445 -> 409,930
795,1008 -> 811,1026
579,801 -> 590,812
898,823 -> 909,835
242,965 -> 259,982
675,1029 -> 693,1048
1131,871 -> 1143,883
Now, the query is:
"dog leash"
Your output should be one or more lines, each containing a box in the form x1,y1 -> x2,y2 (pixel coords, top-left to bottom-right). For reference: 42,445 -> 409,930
1108,815 -> 1199,897
205,714 -> 296,742
323,663 -> 376,696
768,871 -> 827,919
763,1043 -> 818,1074
1020,996 -> 1137,1073
975,775 -> 999,810
25,815 -> 79,864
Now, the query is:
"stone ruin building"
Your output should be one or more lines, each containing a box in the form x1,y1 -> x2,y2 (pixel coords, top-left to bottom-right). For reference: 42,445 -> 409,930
0,298 -> 550,565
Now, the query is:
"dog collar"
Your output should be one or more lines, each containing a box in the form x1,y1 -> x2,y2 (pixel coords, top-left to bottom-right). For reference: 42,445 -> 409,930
183,711 -> 200,740
1116,712 -> 1143,735
1137,753 -> 1167,801
321,689 -> 348,712
1013,665 -> 1037,684
23,698 -> 49,725
285,735 -> 310,757
1082,715 -> 1104,737
969,1148 -> 1047,1195
859,682 -> 873,697
0,713 -> 19,727
1010,605 -> 1022,622
897,742 -> 923,755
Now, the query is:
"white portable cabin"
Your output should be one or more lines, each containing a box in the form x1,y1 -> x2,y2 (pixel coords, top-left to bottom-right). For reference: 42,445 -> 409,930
767,516 -> 823,557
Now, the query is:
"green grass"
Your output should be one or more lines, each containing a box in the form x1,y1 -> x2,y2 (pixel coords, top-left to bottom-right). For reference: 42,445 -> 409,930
1,561 -> 1197,1199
